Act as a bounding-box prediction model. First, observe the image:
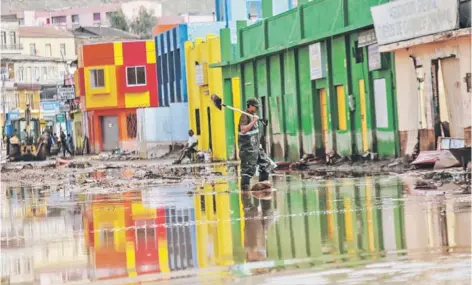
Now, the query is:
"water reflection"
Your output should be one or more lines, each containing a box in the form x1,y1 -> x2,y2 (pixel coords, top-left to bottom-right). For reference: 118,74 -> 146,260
1,169 -> 470,284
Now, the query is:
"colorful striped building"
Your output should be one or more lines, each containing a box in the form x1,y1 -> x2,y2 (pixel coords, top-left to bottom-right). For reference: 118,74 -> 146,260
77,40 -> 158,152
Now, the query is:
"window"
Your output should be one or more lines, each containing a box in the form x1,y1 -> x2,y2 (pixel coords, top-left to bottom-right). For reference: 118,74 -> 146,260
93,13 -> 101,21
26,67 -> 32,81
26,93 -> 34,109
106,11 -> 115,21
48,66 -> 54,78
71,14 -> 79,24
42,67 -> 47,80
34,67 -> 39,81
29,43 -> 35,55
45,44 -> 52,56
1,32 -> 6,45
9,31 -> 16,44
90,69 -> 105,88
195,109 -> 201,135
60,43 -> 66,56
18,67 -> 24,81
126,66 -> 146,86
51,16 -> 66,24
126,113 -> 137,139
336,85 -> 347,131
15,92 -> 20,108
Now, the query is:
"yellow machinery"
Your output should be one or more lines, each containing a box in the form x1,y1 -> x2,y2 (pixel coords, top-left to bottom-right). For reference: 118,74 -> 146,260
8,116 -> 48,161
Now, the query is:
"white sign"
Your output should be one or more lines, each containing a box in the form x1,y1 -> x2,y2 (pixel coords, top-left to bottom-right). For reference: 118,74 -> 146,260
309,42 -> 325,80
368,44 -> 382,71
374,78 -> 389,128
60,104 -> 70,112
195,64 -> 204,86
358,29 -> 377,47
371,0 -> 459,45
57,85 -> 75,100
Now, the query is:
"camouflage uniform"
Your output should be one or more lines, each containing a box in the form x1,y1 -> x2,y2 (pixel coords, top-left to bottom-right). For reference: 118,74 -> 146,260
238,98 -> 272,192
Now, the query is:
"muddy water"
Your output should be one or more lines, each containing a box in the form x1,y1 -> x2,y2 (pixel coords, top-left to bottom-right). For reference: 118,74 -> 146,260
1,167 -> 471,284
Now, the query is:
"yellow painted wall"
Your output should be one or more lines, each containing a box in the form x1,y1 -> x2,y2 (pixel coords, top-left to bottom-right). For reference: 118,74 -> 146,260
92,203 -> 126,252
84,65 -> 118,109
194,165 -> 234,267
125,91 -> 150,108
185,35 -> 227,161
17,89 -> 40,113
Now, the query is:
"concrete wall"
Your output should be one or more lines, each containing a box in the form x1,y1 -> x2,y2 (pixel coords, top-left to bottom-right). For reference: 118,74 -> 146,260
19,36 -> 76,61
394,31 -> 472,155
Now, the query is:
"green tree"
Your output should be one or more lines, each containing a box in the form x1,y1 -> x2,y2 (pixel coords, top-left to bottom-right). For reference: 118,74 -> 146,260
109,10 -> 129,32
129,7 -> 157,39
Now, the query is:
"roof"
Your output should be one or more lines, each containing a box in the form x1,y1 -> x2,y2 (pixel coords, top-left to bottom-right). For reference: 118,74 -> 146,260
0,54 -> 66,62
73,26 -> 139,40
18,26 -> 75,38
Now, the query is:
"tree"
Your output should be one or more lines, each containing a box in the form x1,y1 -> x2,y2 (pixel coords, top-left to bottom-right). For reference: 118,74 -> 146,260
129,7 -> 157,39
109,10 -> 129,32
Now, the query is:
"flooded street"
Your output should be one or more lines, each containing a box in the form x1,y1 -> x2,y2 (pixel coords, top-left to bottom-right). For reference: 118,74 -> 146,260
1,166 -> 471,284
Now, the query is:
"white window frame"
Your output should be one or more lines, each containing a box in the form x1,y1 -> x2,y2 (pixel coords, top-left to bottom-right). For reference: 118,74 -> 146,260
71,14 -> 79,24
90,69 -> 105,88
45,43 -> 52,57
60,43 -> 66,56
42,67 -> 47,81
1,31 -> 6,45
126,66 -> 147,87
29,43 -> 35,56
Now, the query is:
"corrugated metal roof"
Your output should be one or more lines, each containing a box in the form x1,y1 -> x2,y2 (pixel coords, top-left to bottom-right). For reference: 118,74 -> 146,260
73,26 -> 139,39
18,26 -> 75,38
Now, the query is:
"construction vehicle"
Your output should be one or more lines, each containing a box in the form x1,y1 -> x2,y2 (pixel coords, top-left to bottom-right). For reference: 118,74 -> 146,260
6,111 -> 48,161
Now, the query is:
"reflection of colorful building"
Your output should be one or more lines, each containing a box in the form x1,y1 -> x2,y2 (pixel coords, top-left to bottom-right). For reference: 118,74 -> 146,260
84,192 -> 168,280
78,40 -> 158,152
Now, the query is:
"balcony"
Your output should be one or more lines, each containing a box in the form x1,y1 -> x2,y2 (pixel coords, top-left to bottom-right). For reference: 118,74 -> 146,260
0,44 -> 23,53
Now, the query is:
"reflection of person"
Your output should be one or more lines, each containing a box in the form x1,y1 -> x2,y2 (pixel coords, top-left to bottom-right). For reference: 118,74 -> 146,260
174,130 -> 198,164
243,190 -> 273,262
238,98 -> 273,205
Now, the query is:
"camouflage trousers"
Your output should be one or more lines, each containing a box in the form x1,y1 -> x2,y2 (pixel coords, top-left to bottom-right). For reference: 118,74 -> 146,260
240,147 -> 272,192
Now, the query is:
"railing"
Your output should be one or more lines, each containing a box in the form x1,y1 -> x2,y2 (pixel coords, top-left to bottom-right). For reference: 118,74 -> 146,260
0,44 -> 23,51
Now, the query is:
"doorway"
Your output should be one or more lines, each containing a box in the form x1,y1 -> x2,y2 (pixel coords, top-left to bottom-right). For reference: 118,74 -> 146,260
101,116 -> 119,151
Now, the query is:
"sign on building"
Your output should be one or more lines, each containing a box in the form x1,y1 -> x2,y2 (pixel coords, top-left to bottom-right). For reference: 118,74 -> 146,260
358,29 -> 377,47
40,101 -> 60,112
57,85 -> 75,100
309,42 -> 326,80
368,44 -> 382,71
371,0 -> 459,45
59,104 -> 70,113
56,114 -> 66,123
195,64 -> 204,86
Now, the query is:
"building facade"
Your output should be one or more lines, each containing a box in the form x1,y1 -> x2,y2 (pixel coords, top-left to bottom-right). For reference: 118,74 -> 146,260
215,0 -> 399,161
152,22 -> 226,144
185,35 -> 228,161
79,40 -> 157,153
16,1 -> 162,29
372,0 -> 471,156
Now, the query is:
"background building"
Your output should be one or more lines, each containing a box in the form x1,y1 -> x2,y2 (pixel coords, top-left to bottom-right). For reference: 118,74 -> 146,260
79,40 -> 158,152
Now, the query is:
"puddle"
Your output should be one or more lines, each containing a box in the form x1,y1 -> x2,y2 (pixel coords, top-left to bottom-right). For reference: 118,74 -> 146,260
1,169 -> 471,284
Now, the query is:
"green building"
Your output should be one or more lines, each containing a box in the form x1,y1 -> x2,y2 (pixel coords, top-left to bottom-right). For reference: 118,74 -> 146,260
214,0 -> 399,161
